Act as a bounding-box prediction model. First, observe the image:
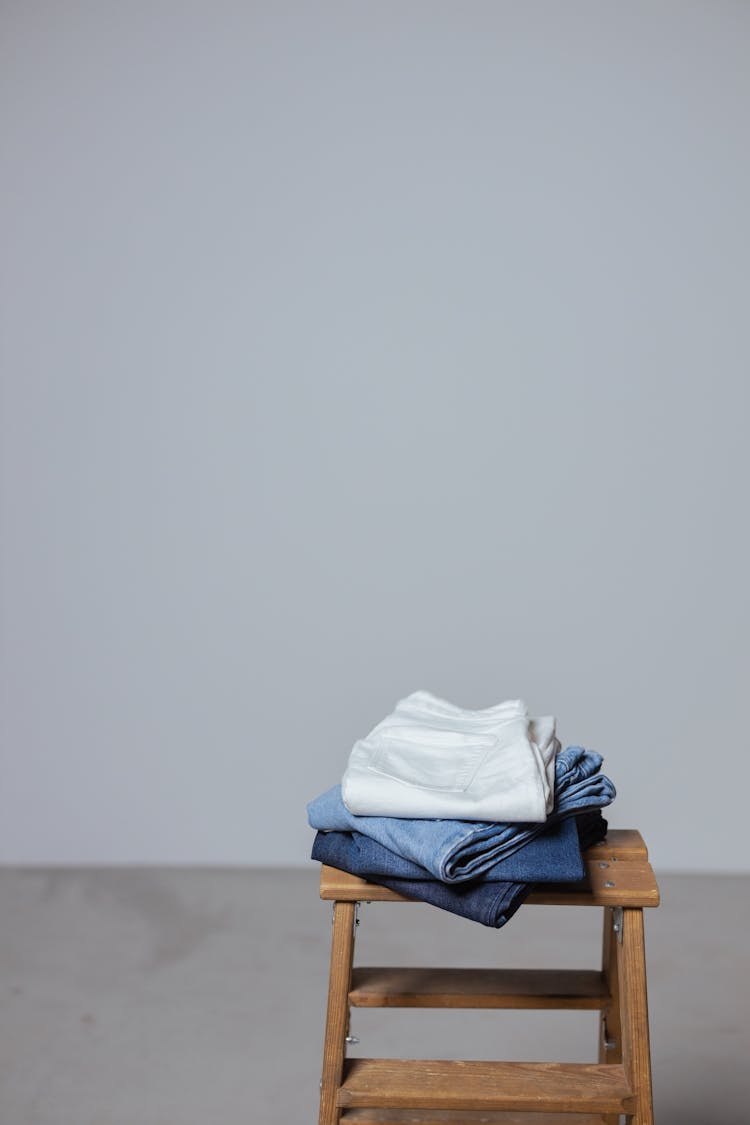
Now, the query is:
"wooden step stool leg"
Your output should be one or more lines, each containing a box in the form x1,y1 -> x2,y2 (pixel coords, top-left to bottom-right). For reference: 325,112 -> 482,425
599,906 -> 624,1125
318,901 -> 357,1125
619,906 -> 655,1125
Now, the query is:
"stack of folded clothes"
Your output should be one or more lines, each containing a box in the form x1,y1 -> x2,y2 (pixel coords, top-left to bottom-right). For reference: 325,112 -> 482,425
307,692 -> 616,929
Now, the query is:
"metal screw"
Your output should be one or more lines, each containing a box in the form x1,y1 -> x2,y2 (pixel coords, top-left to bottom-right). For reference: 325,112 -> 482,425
602,1017 -> 616,1052
604,880 -> 615,888
345,1035 -> 360,1045
613,906 -> 624,942
598,861 -> 609,868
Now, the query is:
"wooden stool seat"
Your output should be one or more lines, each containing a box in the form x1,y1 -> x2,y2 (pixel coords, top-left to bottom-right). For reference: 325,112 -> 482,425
317,830 -> 659,1125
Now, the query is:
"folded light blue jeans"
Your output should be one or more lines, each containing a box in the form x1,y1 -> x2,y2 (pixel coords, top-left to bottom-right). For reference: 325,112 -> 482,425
307,746 -> 614,883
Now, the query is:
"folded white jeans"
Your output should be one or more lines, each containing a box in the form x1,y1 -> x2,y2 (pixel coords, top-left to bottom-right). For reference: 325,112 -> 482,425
341,691 -> 558,822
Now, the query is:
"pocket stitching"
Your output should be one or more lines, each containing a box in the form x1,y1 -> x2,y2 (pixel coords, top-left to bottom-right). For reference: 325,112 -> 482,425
366,736 -> 493,793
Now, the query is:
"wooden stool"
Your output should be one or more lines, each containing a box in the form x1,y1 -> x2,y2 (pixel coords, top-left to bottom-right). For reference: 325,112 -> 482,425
317,829 -> 659,1125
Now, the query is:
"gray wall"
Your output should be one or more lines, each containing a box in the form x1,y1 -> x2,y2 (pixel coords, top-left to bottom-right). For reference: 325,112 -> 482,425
1,1 -> 748,870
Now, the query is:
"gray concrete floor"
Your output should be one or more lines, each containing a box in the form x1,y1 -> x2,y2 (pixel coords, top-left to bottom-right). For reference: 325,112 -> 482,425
0,869 -> 747,1124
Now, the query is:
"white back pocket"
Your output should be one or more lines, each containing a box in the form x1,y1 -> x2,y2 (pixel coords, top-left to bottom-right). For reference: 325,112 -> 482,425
367,727 -> 495,792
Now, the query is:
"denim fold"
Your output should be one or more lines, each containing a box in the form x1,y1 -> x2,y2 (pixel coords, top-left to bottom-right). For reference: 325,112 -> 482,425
311,814 -> 608,928
312,813 -> 592,882
307,746 -> 614,883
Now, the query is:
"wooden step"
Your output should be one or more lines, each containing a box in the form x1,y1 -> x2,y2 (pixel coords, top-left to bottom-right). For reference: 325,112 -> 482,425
585,828 -> 647,860
527,860 -> 659,907
320,859 -> 659,908
337,1059 -> 635,1114
341,1110 -> 609,1124
320,829 -> 648,903
350,967 -> 608,1009
320,828 -> 656,907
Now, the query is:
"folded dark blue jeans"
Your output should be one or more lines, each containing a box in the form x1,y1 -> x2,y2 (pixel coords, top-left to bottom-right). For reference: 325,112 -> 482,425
307,746 -> 615,882
311,813 -> 608,928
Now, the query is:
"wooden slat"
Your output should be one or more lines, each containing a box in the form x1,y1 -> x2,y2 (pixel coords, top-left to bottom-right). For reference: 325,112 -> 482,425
320,866 -> 411,902
585,828 -> 647,860
319,859 -> 659,908
318,902 -> 356,1125
618,907 -> 655,1124
337,1059 -> 634,1114
349,967 -> 608,1009
340,1110 -> 607,1124
527,861 -> 659,907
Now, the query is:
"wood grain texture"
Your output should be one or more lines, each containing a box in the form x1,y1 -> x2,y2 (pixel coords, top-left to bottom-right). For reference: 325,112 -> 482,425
337,1059 -> 635,1114
619,908 -> 655,1125
318,901 -> 356,1125
585,829 -> 648,859
340,1110 -> 608,1124
319,867 -> 411,902
599,906 -> 624,1125
527,862 -> 659,907
349,967 -> 608,1009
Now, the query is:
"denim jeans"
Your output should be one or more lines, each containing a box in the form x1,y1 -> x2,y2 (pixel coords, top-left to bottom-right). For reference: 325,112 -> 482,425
342,693 -> 557,821
307,746 -> 614,883
312,812 -> 606,882
311,814 -> 608,928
